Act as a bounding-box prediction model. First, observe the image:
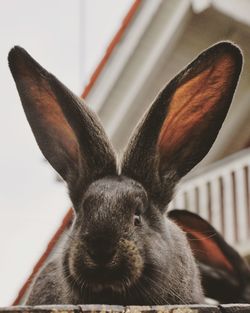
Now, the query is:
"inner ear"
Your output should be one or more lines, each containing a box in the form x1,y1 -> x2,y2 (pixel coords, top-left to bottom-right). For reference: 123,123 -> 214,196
159,55 -> 234,147
8,47 -> 80,180
168,210 -> 235,272
157,47 -> 242,176
182,226 -> 234,273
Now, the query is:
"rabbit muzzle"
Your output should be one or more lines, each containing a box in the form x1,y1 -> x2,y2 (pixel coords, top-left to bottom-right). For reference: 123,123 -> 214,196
69,235 -> 143,293
67,177 -> 147,292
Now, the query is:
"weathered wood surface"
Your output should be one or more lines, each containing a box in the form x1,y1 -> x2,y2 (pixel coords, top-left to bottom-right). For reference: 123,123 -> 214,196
0,304 -> 250,313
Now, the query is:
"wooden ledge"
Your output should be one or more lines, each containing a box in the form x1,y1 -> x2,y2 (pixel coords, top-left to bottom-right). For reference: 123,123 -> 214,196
0,304 -> 250,313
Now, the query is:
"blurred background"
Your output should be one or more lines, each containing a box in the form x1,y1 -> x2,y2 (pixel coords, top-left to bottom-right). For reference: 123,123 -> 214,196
0,0 -> 250,306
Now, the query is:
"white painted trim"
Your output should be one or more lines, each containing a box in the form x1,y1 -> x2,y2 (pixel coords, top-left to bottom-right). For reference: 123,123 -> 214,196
191,0 -> 211,13
211,0 -> 250,26
86,0 -> 162,112
106,0 -> 192,138
192,0 -> 250,26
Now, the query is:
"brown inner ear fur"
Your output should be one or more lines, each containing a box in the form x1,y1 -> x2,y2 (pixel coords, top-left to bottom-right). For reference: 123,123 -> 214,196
157,54 -> 236,168
168,210 -> 236,274
12,54 -> 80,175
181,225 -> 234,273
28,76 -> 79,160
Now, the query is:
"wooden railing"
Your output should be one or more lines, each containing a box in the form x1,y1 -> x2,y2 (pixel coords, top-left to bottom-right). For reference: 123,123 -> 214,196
168,149 -> 250,249
0,304 -> 250,313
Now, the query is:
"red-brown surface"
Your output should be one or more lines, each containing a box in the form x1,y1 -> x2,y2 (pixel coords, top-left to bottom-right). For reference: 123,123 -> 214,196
13,209 -> 74,305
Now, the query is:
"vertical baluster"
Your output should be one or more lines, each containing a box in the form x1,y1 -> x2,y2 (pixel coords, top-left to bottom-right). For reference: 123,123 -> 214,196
244,165 -> 250,237
195,186 -> 200,215
206,181 -> 212,224
219,176 -> 225,237
223,172 -> 236,245
210,177 -> 223,234
235,166 -> 248,243
199,182 -> 209,221
187,187 -> 196,213
183,190 -> 189,210
231,171 -> 238,243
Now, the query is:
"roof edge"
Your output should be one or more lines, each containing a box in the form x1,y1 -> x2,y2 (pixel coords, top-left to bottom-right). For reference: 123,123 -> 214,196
81,0 -> 142,99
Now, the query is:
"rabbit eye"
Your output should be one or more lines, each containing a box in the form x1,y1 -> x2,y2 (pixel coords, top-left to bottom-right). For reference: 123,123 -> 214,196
134,212 -> 142,226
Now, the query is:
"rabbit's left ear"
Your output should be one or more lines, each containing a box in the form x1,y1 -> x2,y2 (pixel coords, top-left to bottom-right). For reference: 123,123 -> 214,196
8,47 -> 117,197
121,42 -> 242,209
168,209 -> 250,303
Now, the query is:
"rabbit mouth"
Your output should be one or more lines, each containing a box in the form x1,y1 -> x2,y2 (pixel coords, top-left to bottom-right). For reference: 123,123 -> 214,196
80,253 -> 143,292
81,265 -> 132,292
70,239 -> 144,293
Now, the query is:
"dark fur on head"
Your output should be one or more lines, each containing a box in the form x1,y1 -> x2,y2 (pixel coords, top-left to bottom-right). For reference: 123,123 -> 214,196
8,42 -> 242,305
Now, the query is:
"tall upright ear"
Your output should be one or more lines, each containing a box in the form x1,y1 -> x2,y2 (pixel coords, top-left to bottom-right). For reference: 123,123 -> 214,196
168,209 -> 250,303
8,47 -> 117,194
121,42 -> 242,209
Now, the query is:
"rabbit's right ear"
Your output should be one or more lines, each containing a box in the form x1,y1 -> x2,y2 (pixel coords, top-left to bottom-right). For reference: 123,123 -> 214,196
121,42 -> 242,209
8,47 -> 117,195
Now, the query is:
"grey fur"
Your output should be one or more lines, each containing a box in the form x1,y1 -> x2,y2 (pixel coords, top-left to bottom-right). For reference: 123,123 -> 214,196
8,42 -> 242,305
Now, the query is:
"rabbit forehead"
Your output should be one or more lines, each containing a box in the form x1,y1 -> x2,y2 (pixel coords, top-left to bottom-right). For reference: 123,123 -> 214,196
83,176 -> 148,208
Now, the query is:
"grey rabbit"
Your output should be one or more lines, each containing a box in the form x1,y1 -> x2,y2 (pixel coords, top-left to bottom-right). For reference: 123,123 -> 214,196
8,41 -> 242,305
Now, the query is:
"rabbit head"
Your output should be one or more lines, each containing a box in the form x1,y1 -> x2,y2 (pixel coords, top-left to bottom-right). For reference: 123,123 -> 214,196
8,42 -> 242,305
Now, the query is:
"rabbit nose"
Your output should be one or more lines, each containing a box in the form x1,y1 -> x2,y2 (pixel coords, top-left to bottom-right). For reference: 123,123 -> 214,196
86,235 -> 116,265
88,245 -> 116,265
